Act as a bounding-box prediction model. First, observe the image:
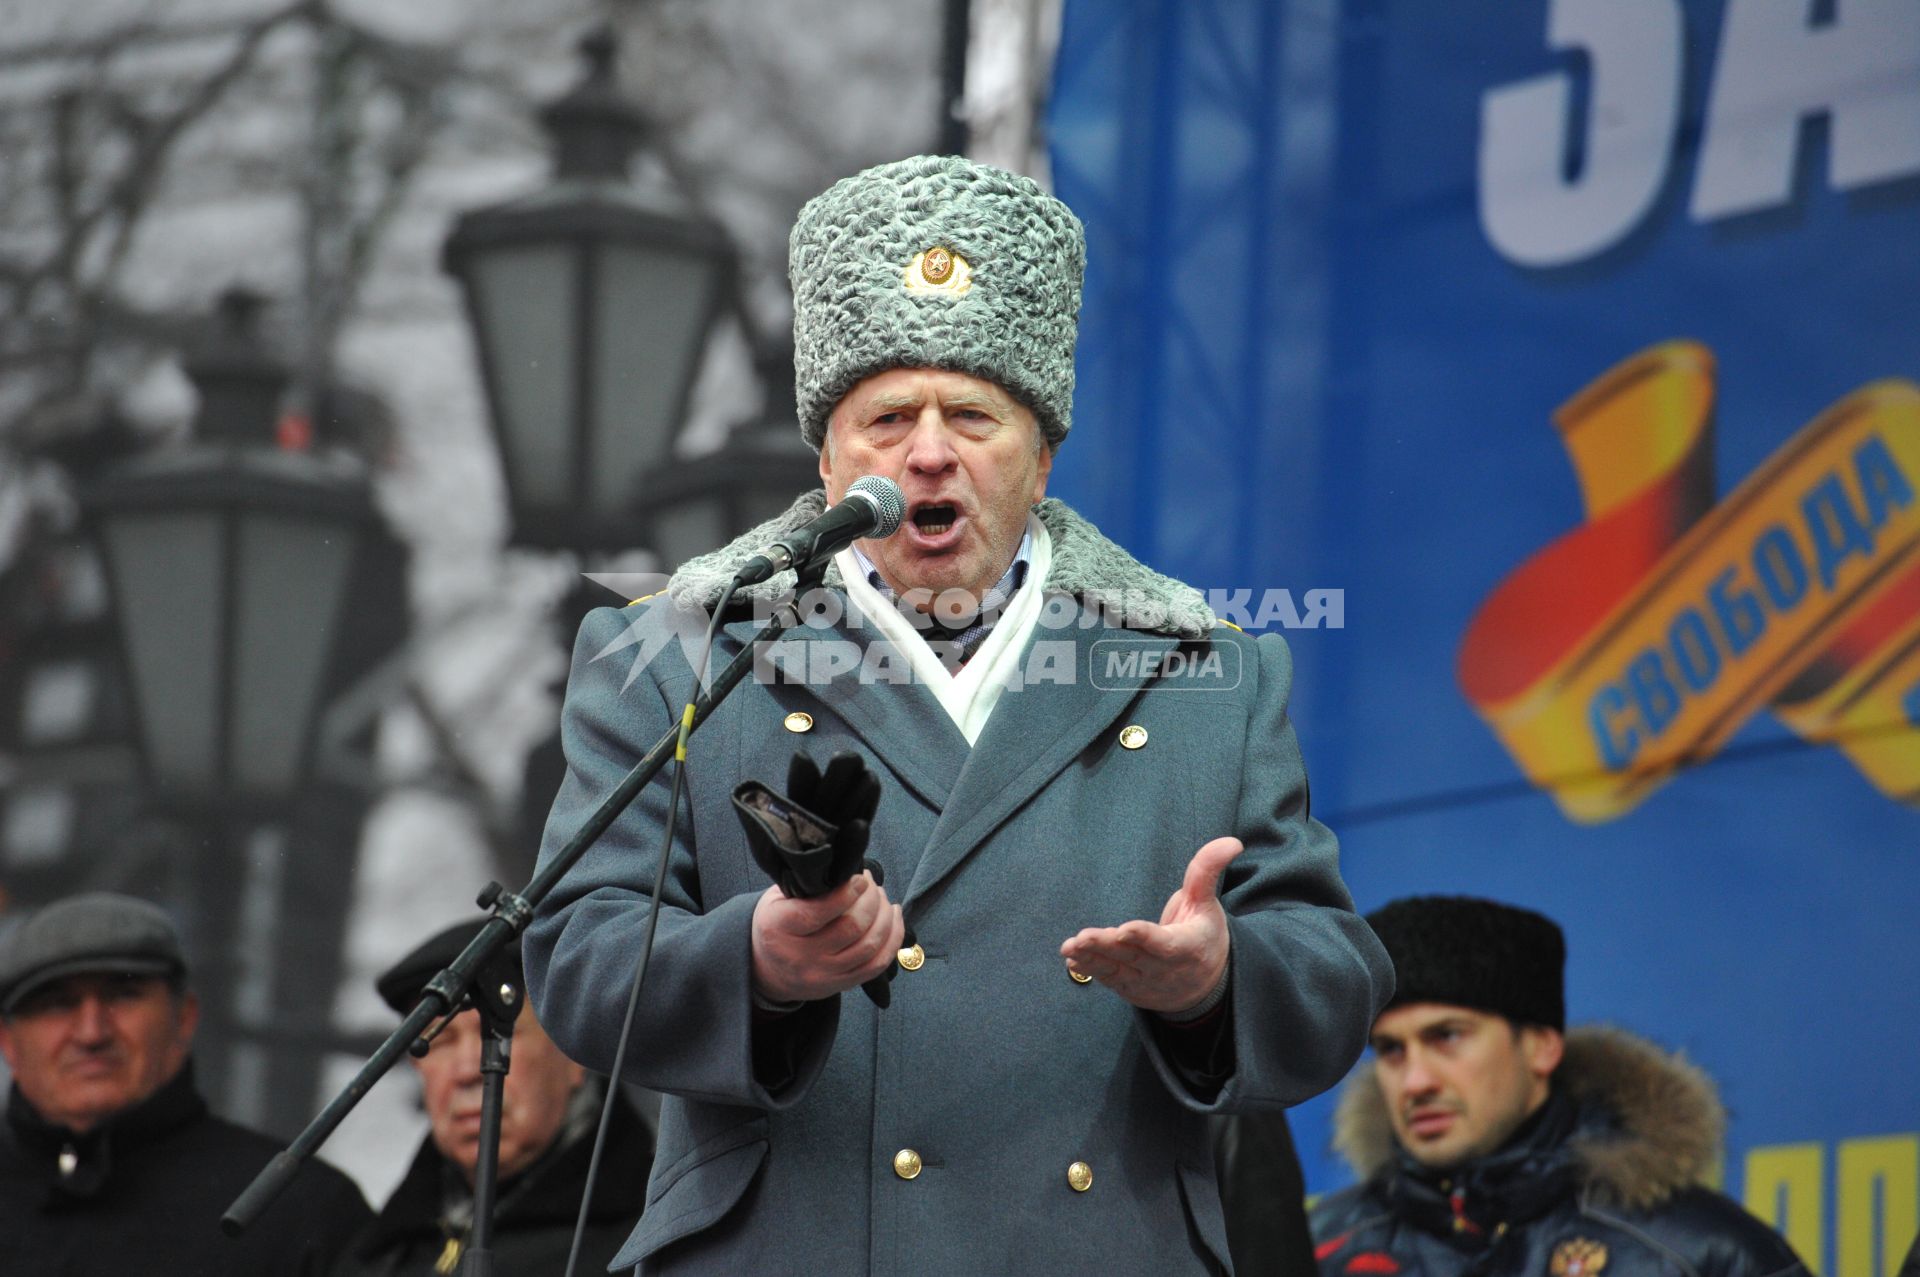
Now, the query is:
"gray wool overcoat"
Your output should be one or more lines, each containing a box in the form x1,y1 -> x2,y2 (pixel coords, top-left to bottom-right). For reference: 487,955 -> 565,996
523,496 -> 1393,1276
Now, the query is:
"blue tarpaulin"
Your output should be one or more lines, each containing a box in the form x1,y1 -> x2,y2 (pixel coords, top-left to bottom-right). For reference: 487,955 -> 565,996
1049,2 -> 1920,1269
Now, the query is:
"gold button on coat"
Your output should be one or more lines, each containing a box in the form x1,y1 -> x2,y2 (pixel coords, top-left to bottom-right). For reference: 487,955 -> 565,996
783,711 -> 814,733
897,944 -> 925,971
1068,963 -> 1093,984
1067,1161 -> 1093,1192
893,1149 -> 923,1180
1118,724 -> 1148,750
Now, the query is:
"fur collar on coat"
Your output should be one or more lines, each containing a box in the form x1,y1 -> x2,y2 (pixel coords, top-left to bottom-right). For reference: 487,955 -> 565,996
665,491 -> 1216,640
1331,1025 -> 1725,1213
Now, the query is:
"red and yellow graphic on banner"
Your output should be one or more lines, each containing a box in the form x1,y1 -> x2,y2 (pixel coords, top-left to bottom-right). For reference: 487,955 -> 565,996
1459,341 -> 1920,822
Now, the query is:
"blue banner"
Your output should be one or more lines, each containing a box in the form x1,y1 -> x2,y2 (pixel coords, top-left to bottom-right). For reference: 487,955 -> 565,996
1049,2 -> 1920,1271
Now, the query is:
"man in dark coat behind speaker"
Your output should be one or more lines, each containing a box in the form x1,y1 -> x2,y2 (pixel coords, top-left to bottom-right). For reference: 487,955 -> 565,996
330,920 -> 652,1276
1215,1108 -> 1316,1276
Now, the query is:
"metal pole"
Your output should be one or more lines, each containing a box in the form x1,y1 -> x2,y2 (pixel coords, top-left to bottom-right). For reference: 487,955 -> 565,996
462,1018 -> 513,1277
941,0 -> 973,154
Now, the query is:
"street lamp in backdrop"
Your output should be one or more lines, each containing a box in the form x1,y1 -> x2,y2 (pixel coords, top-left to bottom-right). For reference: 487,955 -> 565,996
85,291 -> 380,812
443,26 -> 737,552
81,290 -> 395,1128
634,341 -> 819,571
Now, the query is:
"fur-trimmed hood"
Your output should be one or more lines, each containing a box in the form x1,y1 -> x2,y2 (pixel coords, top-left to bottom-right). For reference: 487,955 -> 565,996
1331,1025 -> 1725,1213
665,490 -> 1216,639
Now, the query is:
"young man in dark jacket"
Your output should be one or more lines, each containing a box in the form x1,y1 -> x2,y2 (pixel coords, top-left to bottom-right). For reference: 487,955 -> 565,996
1311,896 -> 1808,1277
0,892 -> 371,1275
331,919 -> 652,1276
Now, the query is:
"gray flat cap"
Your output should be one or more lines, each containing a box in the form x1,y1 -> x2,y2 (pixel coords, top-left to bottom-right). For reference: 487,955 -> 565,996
0,892 -> 187,1014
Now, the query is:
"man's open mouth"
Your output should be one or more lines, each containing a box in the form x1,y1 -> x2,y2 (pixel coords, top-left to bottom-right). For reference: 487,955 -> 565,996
912,504 -> 958,535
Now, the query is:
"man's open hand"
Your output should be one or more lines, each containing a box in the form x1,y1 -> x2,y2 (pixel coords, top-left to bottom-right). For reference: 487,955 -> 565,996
1059,837 -> 1243,1014
752,871 -> 905,1004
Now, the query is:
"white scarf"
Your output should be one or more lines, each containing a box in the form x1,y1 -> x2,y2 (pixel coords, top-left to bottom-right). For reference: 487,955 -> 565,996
834,513 -> 1052,745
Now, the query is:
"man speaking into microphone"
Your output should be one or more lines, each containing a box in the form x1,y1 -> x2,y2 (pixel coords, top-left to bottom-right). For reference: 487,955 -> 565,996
523,154 -> 1392,1275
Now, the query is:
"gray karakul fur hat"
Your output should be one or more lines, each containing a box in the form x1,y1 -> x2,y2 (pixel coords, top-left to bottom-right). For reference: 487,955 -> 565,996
788,153 -> 1086,452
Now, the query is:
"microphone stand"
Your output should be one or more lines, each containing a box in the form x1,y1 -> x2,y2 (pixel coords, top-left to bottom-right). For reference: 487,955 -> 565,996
222,576 -> 821,1256
461,966 -> 523,1277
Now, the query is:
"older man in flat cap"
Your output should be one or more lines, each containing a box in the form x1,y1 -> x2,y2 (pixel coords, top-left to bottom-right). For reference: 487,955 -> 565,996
525,153 -> 1392,1275
0,891 -> 370,1275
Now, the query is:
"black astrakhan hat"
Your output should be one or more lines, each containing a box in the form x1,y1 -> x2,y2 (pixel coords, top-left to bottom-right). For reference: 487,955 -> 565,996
376,920 -> 522,1017
1364,895 -> 1566,1030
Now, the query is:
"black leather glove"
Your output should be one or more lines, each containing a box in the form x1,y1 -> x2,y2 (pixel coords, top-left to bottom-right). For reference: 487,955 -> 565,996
732,751 -> 905,1008
733,752 -> 877,898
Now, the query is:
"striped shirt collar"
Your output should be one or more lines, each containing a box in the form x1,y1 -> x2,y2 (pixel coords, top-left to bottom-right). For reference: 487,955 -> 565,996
851,529 -> 1034,656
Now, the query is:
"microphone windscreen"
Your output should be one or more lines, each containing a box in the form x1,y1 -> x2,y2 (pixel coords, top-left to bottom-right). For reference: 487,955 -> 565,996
846,475 -> 906,537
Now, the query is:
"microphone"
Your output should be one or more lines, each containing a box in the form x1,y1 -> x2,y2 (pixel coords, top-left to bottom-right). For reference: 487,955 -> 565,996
732,476 -> 905,586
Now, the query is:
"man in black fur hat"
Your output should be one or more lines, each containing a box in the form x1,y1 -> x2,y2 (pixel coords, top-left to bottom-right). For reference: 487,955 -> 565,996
1311,895 -> 1810,1277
